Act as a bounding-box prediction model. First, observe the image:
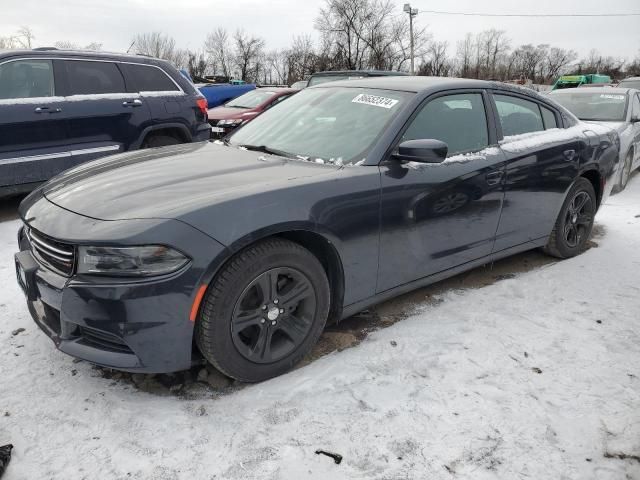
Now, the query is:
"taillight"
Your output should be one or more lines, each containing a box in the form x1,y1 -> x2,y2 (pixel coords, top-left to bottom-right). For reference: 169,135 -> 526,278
196,97 -> 208,115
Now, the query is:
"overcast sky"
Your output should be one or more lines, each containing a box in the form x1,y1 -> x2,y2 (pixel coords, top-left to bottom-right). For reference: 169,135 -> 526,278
2,0 -> 639,60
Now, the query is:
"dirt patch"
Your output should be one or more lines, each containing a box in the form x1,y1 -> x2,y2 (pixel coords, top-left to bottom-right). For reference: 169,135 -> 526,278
301,246 -> 559,367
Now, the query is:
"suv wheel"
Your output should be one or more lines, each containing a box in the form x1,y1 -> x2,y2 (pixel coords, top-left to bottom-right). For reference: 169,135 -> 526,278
195,238 -> 330,382
142,134 -> 181,148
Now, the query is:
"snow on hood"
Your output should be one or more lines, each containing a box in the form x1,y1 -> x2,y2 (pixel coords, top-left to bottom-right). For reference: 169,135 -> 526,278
584,120 -> 628,132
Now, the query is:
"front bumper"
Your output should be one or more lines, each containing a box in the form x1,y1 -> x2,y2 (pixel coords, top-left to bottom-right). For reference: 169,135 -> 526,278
15,194 -> 227,373
208,121 -> 240,139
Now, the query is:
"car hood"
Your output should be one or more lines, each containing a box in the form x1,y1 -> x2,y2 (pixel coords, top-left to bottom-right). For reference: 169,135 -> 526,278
208,106 -> 251,120
43,142 -> 340,221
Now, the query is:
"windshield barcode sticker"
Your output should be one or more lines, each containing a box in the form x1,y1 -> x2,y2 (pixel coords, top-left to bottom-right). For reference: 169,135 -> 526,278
352,94 -> 399,109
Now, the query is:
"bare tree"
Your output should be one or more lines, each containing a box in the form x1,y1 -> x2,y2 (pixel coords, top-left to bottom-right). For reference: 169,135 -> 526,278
15,26 -> 35,49
187,51 -> 208,79
455,33 -> 474,78
0,26 -> 35,49
54,41 -> 102,51
287,34 -> 317,82
233,29 -> 265,82
315,0 -> 370,70
419,41 -> 451,76
132,32 -> 187,68
544,47 -> 577,82
261,49 -> 288,85
510,44 -> 549,83
577,49 -> 626,78
204,28 -> 232,77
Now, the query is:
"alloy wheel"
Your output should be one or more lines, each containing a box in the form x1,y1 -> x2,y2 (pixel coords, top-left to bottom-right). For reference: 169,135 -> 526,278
563,191 -> 594,248
231,267 -> 316,364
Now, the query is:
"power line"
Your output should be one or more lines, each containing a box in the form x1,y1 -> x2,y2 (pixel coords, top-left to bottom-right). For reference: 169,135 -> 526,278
416,9 -> 640,17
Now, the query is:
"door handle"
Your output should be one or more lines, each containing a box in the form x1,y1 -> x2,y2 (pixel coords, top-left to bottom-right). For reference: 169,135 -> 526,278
34,107 -> 62,114
485,171 -> 504,186
122,99 -> 143,107
563,149 -> 577,161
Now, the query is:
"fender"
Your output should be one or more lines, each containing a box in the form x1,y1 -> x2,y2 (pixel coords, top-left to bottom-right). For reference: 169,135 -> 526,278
195,222 -> 347,320
130,122 -> 193,150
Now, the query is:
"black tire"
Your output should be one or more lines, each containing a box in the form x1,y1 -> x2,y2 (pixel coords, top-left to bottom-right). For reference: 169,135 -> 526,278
544,177 -> 596,259
142,134 -> 181,148
195,238 -> 330,382
620,150 -> 633,190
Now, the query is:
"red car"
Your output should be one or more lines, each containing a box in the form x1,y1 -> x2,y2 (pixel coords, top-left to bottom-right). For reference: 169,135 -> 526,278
208,87 -> 297,138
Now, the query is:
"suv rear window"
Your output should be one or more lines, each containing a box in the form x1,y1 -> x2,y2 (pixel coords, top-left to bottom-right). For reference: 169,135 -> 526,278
121,64 -> 179,92
64,60 -> 125,95
0,59 -> 55,99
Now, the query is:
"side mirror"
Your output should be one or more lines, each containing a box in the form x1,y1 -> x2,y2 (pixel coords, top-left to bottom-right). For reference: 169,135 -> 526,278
392,139 -> 448,164
631,115 -> 640,123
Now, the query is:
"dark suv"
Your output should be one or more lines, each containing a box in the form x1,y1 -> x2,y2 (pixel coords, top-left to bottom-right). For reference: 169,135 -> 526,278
0,49 -> 211,197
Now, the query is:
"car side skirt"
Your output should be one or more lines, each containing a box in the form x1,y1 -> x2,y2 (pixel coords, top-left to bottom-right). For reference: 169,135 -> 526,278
340,236 -> 548,321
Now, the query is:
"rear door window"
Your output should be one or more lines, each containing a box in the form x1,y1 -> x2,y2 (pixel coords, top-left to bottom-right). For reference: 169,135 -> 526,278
120,63 -> 179,92
541,106 -> 558,129
64,60 -> 125,95
402,93 -> 489,156
494,94 -> 544,137
0,59 -> 55,99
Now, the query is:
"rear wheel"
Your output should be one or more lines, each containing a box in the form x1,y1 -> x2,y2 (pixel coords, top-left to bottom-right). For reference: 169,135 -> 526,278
544,177 -> 596,259
620,150 -> 633,190
142,134 -> 181,148
195,238 -> 330,382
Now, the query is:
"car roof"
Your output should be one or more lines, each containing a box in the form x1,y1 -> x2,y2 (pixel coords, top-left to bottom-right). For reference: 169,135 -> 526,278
311,70 -> 409,77
256,87 -> 298,94
620,77 -> 640,81
550,86 -> 633,95
308,75 -> 550,97
0,48 -> 167,66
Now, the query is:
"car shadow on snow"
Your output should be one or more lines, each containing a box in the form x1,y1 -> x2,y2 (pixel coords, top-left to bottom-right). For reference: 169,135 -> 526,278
90,222 -> 605,399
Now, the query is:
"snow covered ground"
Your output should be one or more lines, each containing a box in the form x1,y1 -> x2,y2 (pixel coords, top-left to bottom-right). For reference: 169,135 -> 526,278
1,177 -> 639,480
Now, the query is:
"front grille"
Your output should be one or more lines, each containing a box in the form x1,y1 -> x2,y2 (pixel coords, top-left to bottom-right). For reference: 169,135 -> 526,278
78,326 -> 134,354
208,119 -> 220,127
26,227 -> 75,276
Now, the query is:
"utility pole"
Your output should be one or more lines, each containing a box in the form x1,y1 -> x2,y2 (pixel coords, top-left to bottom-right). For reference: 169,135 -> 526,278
403,4 -> 418,75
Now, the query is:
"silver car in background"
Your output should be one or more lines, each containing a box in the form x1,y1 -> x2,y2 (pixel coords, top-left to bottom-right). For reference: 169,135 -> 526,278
550,87 -> 640,190
618,77 -> 640,90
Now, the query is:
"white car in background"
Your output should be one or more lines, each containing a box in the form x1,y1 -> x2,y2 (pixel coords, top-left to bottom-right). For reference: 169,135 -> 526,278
549,87 -> 640,190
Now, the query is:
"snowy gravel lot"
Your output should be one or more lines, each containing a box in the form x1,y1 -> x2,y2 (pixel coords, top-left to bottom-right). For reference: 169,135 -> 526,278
1,177 -> 639,480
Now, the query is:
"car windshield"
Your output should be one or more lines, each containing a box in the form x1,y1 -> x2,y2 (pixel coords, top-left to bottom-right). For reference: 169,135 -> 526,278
550,91 -> 628,121
229,87 -> 411,164
226,90 -> 276,108
618,79 -> 640,90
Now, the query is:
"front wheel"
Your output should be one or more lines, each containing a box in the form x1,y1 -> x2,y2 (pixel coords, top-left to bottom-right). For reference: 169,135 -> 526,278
544,178 -> 596,259
195,238 -> 330,382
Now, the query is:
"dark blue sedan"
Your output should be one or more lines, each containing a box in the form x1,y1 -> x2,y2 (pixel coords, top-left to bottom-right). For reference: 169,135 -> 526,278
15,77 -> 619,382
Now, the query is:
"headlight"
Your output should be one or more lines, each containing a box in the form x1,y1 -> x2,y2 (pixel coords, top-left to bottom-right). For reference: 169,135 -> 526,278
217,119 -> 244,127
77,245 -> 189,277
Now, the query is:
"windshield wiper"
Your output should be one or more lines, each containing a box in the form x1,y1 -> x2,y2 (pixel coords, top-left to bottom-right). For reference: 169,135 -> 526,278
238,144 -> 297,159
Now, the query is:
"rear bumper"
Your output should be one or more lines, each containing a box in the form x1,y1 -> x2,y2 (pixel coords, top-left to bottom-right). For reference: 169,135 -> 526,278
15,196 -> 227,373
